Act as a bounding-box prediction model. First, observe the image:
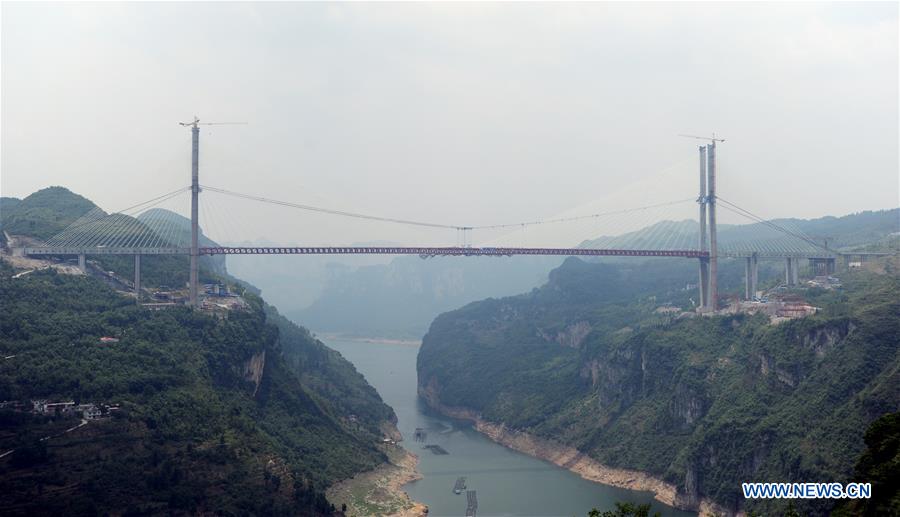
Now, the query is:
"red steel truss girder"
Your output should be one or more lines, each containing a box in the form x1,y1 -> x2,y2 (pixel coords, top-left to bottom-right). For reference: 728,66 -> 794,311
200,247 -> 709,258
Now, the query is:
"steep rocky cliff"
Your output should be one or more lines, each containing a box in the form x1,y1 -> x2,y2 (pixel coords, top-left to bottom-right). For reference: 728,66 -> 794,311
0,186 -> 399,515
242,349 -> 266,396
418,257 -> 900,516
0,260 -> 400,515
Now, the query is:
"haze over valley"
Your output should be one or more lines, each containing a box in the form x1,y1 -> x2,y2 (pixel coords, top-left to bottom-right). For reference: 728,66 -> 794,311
2,2 -> 898,517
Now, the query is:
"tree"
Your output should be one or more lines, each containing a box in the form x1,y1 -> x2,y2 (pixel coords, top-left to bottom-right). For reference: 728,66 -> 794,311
11,440 -> 49,468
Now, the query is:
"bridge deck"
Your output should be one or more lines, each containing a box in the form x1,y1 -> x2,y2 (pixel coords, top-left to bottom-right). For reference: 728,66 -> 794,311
22,246 -> 846,259
24,247 -> 189,256
198,246 -> 709,258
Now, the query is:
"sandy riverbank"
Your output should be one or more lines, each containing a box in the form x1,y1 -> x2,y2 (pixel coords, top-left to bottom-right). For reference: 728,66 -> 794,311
419,382 -> 734,517
326,443 -> 428,517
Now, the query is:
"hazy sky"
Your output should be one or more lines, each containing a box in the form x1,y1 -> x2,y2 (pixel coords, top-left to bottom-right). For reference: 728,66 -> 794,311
2,2 -> 898,246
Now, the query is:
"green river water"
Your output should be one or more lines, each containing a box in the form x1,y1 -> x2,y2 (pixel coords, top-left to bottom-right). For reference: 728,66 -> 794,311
324,337 -> 696,517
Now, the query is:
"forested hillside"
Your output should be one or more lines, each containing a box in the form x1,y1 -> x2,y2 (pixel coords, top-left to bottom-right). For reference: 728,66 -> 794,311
0,187 -> 96,240
418,257 -> 900,516
1,188 -> 224,287
0,187 -> 399,515
0,261 -> 396,515
833,411 -> 900,516
265,304 -> 396,434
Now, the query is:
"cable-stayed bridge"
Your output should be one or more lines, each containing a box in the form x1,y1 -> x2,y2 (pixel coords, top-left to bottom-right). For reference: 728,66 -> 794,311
34,190 -> 712,259
27,184 -> 832,261
20,120 -> 877,311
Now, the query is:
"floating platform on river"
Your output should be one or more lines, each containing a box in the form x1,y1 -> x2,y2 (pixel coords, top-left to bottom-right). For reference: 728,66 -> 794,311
465,490 -> 478,517
423,444 -> 448,455
414,427 -> 427,442
453,477 -> 466,494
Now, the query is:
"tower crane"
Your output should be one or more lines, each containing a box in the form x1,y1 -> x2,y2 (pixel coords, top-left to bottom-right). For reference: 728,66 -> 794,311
179,116 -> 247,128
678,133 -> 725,143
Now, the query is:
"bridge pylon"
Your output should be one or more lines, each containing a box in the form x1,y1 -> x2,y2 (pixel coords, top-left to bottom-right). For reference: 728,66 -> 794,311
190,122 -> 199,307
707,140 -> 719,310
688,134 -> 723,312
179,117 -> 201,307
179,117 -> 246,307
697,145 -> 709,308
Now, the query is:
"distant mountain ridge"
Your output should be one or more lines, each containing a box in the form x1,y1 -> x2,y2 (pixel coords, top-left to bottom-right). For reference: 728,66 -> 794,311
137,208 -> 227,275
1,188 -> 230,286
0,186 -> 97,241
294,255 -> 563,339
137,208 -> 220,248
581,209 -> 899,252
225,240 -> 398,312
285,209 -> 898,339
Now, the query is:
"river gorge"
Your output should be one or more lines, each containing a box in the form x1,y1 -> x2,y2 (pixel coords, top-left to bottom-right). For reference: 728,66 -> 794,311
324,337 -> 695,517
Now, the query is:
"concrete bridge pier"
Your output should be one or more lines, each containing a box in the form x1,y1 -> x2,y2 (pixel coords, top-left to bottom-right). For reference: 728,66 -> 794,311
810,257 -> 836,276
744,254 -> 758,300
78,254 -> 86,273
698,257 -> 709,308
810,258 -> 821,276
751,254 -> 759,297
134,254 -> 141,301
785,257 -> 801,286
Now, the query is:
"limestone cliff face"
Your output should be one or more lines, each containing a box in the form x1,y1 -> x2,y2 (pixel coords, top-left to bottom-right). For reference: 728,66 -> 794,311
579,345 -> 644,413
797,320 -> 855,359
756,320 -> 856,388
539,320 -> 593,348
417,257 -> 898,517
668,383 -> 707,429
418,377 -> 731,516
581,347 -> 707,429
243,350 -> 266,396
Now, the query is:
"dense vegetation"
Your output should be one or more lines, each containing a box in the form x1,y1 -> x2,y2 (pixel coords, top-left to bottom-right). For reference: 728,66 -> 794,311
418,257 -> 900,515
772,209 -> 898,249
0,197 -> 22,246
1,188 -> 225,288
265,304 -> 396,436
0,255 -> 395,514
588,502 -> 659,517
832,411 -> 900,517
0,197 -> 22,213
0,187 -> 96,240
